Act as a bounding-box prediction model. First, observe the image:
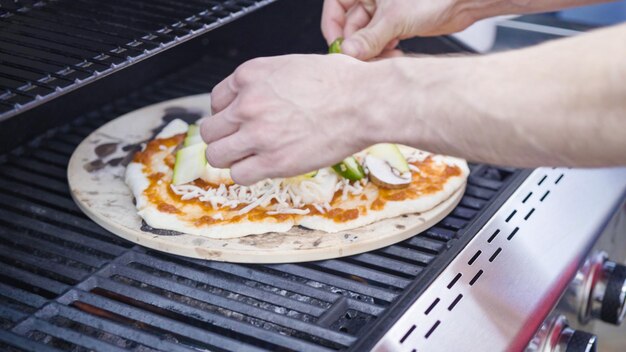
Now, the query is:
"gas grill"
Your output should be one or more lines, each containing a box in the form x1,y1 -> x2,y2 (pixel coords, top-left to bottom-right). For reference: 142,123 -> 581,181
1,1 -> 625,351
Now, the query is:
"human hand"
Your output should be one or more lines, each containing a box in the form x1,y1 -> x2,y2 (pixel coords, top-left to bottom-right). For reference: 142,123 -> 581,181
321,0 -> 478,60
200,54 -> 381,185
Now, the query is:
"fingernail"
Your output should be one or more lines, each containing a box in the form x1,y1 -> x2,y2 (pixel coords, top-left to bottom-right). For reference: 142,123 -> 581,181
341,39 -> 361,58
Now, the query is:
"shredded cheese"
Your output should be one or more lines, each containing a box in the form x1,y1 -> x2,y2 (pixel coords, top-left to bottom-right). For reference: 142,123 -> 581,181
406,150 -> 431,163
170,169 -> 367,216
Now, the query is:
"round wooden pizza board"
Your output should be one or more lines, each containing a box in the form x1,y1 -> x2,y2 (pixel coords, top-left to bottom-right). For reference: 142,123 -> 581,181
68,93 -> 464,263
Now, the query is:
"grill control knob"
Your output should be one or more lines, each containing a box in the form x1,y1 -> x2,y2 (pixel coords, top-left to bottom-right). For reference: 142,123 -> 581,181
576,252 -> 626,325
594,261 -> 626,324
558,329 -> 597,352
526,315 -> 598,352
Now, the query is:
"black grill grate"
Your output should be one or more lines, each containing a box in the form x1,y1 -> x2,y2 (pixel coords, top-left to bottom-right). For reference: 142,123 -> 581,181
0,57 -> 522,351
0,0 -> 274,119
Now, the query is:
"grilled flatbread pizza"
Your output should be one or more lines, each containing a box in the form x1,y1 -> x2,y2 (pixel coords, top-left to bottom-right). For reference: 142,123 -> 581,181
125,119 -> 469,239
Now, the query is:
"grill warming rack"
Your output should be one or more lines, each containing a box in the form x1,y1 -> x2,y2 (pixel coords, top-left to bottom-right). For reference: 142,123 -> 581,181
0,0 -> 274,120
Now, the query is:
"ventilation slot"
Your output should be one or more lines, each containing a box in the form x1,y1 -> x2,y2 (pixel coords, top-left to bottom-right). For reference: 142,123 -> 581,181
447,294 -> 463,311
469,270 -> 483,286
424,321 -> 440,339
447,274 -> 461,289
489,248 -> 502,262
400,325 -> 416,344
467,251 -> 481,266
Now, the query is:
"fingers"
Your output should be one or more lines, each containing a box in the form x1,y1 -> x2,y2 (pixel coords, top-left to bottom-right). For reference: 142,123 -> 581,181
229,154 -> 268,186
200,108 -> 239,146
342,12 -> 395,60
211,74 -> 237,114
205,132 -> 253,169
372,49 -> 404,61
385,38 -> 400,51
321,0 -> 358,44
344,4 -> 371,38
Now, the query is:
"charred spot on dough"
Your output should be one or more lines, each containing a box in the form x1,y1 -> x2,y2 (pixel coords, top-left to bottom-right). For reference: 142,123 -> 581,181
162,106 -> 204,124
108,157 -> 124,167
84,159 -> 105,172
238,232 -> 286,248
196,248 -> 222,258
312,237 -> 323,247
140,221 -> 184,236
395,224 -> 406,230
343,233 -> 358,242
95,142 -> 118,158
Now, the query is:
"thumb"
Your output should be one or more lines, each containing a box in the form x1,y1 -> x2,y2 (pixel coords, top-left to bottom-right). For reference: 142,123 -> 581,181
341,15 -> 395,60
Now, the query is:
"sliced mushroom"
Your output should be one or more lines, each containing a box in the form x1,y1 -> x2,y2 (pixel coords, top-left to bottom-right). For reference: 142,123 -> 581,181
364,155 -> 412,189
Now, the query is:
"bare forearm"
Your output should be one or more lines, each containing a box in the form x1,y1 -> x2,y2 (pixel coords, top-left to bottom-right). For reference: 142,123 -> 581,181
464,0 -> 616,22
369,24 -> 626,167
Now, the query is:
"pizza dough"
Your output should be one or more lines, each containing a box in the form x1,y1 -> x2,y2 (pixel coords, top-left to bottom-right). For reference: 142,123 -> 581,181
125,119 -> 469,239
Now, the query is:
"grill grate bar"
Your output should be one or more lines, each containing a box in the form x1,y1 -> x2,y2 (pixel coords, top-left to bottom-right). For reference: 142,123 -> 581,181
0,263 -> 69,296
0,166 -> 69,195
0,225 -> 107,269
377,246 -> 435,266
310,260 -> 412,289
0,243 -> 89,282
0,64 -> 73,89
0,46 -> 90,75
0,305 -> 28,324
51,133 -> 87,148
34,303 -> 200,352
32,6 -> 153,40
0,26 -> 124,59
151,252 -> 387,316
5,158 -> 67,181
0,193 -> 121,243
345,253 -> 424,278
105,265 -> 346,345
464,185 -> 496,200
29,149 -> 70,168
39,4 -> 176,37
0,65 -> 64,88
1,13 -> 144,49
403,236 -> 446,254
269,264 -> 399,303
0,329 -> 59,352
63,288 -> 328,352
0,35 -> 110,69
91,276 -> 356,348
0,209 -> 126,258
0,283 -> 48,310
126,251 -> 329,317
15,318 -> 129,352
40,140 -> 82,156
84,0 -> 200,23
